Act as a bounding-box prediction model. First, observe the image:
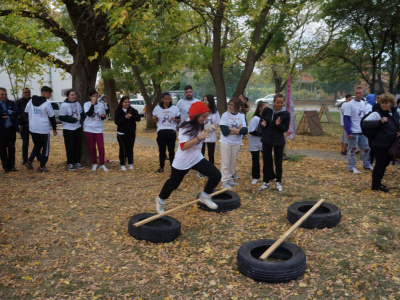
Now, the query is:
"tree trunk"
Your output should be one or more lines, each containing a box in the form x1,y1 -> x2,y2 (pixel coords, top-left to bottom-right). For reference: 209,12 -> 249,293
101,57 -> 118,120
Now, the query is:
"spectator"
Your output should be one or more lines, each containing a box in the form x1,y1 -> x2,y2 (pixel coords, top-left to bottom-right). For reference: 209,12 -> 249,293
16,88 -> 33,165
176,85 -> 200,125
396,98 -> 400,114
24,86 -> 57,172
340,94 -> 352,155
59,89 -> 85,171
0,87 -> 20,173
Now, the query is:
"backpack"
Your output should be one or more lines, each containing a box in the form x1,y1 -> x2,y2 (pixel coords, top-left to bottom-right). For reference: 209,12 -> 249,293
361,111 -> 381,138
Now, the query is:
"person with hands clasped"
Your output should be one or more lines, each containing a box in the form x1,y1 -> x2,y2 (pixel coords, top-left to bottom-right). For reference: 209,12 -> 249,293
362,93 -> 400,192
219,98 -> 248,190
114,96 -> 141,171
259,93 -> 290,192
83,89 -> 108,171
155,101 -> 221,213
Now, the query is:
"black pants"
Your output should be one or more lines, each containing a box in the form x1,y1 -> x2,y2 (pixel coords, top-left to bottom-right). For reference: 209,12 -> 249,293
0,127 -> 16,171
372,146 -> 391,188
117,131 -> 136,165
20,126 -> 31,163
159,158 -> 221,200
201,142 -> 216,165
156,129 -> 176,168
251,150 -> 262,179
63,128 -> 81,164
29,133 -> 50,168
262,144 -> 284,183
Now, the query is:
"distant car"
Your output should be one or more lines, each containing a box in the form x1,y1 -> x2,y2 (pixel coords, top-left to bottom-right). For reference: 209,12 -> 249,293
255,94 -> 275,105
129,99 -> 145,116
49,101 -> 63,123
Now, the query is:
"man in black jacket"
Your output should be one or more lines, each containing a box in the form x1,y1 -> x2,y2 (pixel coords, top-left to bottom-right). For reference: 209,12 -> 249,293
16,88 -> 32,165
0,87 -> 20,173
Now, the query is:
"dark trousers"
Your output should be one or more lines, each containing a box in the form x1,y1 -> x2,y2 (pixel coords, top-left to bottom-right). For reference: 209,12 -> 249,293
0,127 -> 16,171
201,142 -> 216,165
156,129 -> 176,168
251,150 -> 262,179
63,128 -> 81,164
117,132 -> 136,165
30,133 -> 50,168
372,146 -> 391,188
20,126 -> 30,163
159,158 -> 221,200
262,144 -> 284,183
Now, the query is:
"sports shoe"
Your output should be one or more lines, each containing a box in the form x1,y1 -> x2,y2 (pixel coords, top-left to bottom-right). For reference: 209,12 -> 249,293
231,173 -> 240,180
197,172 -> 206,178
372,185 -> 389,193
25,161 -> 34,170
67,164 -> 75,171
228,180 -> 239,186
42,167 -> 49,172
129,164 -> 134,170
92,164 -> 97,171
156,168 -> 164,173
348,167 -> 361,173
37,167 -> 49,173
364,165 -> 374,171
258,182 -> 269,190
198,191 -> 218,210
276,182 -> 283,192
221,182 -> 233,190
251,179 -> 259,184
121,165 -> 127,171
155,197 -> 165,213
74,163 -> 84,170
100,165 -> 108,171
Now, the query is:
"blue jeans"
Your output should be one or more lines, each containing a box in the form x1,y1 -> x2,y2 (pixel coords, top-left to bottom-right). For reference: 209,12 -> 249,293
347,133 -> 371,170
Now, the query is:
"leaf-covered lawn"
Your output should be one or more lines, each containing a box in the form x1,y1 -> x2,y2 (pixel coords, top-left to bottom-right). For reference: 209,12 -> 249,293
1,113 -> 400,299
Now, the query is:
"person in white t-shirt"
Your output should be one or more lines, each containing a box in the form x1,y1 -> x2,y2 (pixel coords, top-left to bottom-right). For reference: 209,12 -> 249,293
339,94 -> 352,155
198,94 -> 220,178
344,86 -> 372,173
59,89 -> 85,171
24,86 -> 58,172
219,98 -> 248,190
83,89 -> 108,171
155,102 -> 221,213
176,85 -> 200,125
152,92 -> 180,173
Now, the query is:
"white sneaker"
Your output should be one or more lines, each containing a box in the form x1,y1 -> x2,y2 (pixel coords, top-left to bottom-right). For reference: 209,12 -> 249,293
129,164 -> 134,170
100,165 -> 108,171
155,197 -> 165,213
251,179 -> 259,185
198,191 -> 218,209
364,165 -> 374,171
91,164 -> 97,171
258,182 -> 269,190
276,182 -> 283,192
228,180 -> 239,186
349,167 -> 361,173
221,182 -> 233,190
121,165 -> 127,171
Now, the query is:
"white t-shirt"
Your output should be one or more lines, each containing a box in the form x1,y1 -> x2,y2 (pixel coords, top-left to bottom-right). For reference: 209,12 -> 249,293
344,99 -> 366,134
219,111 -> 247,145
340,102 -> 349,126
59,101 -> 83,130
152,104 -> 180,132
364,103 -> 373,114
172,127 -> 204,170
176,98 -> 200,125
25,100 -> 54,134
83,101 -> 106,133
248,115 -> 262,152
204,111 -> 220,143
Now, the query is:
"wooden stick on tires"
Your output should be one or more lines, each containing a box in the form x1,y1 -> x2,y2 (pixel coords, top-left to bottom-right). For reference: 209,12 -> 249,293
259,198 -> 325,261
133,188 -> 229,227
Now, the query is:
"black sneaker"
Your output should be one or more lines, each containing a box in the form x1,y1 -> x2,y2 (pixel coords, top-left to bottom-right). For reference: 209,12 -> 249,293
372,185 -> 389,193
156,168 -> 164,173
42,167 -> 49,172
74,163 -> 84,170
25,161 -> 34,170
67,164 -> 75,171
37,167 -> 44,173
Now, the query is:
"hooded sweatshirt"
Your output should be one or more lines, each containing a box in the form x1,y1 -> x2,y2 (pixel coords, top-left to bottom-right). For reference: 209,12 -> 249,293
25,96 -> 56,134
259,106 -> 290,146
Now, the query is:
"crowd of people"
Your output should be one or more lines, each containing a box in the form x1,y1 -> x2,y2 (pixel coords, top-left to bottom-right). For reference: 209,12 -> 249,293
1,84 -> 399,213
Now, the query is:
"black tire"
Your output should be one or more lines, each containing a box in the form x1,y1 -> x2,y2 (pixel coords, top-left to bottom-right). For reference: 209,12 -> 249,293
237,239 -> 306,283
128,213 -> 181,243
197,190 -> 240,212
287,201 -> 341,229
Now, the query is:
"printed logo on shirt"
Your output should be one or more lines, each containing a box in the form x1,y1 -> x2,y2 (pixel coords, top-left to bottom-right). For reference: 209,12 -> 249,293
161,115 -> 172,124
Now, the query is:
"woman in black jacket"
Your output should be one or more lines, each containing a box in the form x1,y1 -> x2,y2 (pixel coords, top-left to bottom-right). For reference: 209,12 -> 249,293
114,96 -> 141,171
362,93 -> 400,192
259,93 -> 290,192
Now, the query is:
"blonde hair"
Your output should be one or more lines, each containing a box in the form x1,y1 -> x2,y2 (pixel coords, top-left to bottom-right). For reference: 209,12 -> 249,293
379,93 -> 396,107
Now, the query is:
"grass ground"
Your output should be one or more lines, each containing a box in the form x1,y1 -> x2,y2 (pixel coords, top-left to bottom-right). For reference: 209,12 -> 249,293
1,109 -> 400,299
